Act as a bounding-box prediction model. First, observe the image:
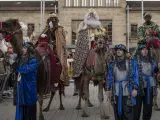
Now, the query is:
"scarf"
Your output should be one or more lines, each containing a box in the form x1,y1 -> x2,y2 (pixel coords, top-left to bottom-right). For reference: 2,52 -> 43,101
116,57 -> 126,71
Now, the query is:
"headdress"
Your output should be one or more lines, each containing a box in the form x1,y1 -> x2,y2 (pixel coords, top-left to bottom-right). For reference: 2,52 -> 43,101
49,12 -> 57,18
143,12 -> 152,18
23,42 -> 35,56
114,44 -> 127,52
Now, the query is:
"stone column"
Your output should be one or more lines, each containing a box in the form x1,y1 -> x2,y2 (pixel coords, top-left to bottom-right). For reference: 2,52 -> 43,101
95,0 -> 98,7
102,0 -> 106,7
110,0 -> 114,6
87,0 -> 90,7
79,0 -> 81,6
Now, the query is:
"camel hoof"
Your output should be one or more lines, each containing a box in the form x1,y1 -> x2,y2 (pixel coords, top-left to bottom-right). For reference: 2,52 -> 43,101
153,105 -> 160,111
59,105 -> 65,110
88,102 -> 93,107
101,115 -> 110,119
43,107 -> 49,112
76,105 -> 82,110
81,113 -> 89,117
39,115 -> 45,120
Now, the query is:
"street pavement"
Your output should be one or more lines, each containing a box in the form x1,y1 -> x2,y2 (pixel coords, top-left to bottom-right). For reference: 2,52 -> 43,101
0,83 -> 160,120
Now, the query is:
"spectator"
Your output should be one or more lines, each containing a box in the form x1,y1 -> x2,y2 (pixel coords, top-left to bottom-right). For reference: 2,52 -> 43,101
9,42 -> 38,120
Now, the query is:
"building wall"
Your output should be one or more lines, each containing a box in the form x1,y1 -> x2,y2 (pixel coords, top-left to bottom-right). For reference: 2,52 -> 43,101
58,0 -> 127,46
129,11 -> 160,48
0,11 -> 52,36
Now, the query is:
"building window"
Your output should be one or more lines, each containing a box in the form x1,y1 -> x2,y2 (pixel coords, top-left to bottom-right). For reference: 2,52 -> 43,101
98,0 -> 102,6
66,0 -> 70,7
114,0 -> 119,6
106,0 -> 111,6
82,0 -> 86,6
72,20 -> 112,44
74,0 -> 78,7
131,24 -> 138,38
27,23 -> 35,37
90,0 -> 94,7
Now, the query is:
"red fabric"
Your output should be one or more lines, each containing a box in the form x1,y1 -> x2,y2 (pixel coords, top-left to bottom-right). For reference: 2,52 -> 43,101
36,40 -> 58,85
3,34 -> 12,42
147,40 -> 160,47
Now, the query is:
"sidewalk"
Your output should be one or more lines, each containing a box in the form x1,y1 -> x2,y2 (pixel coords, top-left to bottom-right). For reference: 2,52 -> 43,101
0,83 -> 160,120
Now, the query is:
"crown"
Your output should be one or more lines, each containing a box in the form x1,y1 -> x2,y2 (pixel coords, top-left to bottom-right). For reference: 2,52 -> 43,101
49,12 -> 57,18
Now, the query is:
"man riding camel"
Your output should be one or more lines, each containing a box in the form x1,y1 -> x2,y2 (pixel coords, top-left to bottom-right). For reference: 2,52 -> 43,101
40,12 -> 69,86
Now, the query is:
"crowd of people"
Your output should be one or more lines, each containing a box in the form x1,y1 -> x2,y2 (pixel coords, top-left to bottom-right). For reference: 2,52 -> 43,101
0,10 -> 160,120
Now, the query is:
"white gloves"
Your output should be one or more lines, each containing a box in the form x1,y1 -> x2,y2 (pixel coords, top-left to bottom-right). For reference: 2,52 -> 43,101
9,53 -> 17,65
41,34 -> 47,38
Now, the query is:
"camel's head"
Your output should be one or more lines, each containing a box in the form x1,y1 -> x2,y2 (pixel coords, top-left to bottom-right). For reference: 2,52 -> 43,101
93,32 -> 108,53
1,19 -> 23,55
2,19 -> 21,32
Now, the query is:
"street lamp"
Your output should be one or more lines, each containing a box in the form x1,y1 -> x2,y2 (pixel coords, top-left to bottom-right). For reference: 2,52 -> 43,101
142,0 -> 144,24
126,5 -> 132,52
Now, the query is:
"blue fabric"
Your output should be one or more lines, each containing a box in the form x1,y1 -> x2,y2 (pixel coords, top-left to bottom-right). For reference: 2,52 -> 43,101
15,58 -> 38,120
142,73 -> 151,104
115,79 -> 128,116
106,59 -> 139,116
133,57 -> 158,107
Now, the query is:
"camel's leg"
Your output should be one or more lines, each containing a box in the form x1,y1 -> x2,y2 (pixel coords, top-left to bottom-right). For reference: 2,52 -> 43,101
39,94 -> 45,120
76,76 -> 83,110
76,95 -> 82,110
98,81 -> 109,119
59,85 -> 65,110
43,91 -> 55,112
81,74 -> 90,117
88,98 -> 93,107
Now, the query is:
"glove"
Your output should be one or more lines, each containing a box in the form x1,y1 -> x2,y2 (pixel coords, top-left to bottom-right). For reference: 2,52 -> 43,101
9,53 -> 17,65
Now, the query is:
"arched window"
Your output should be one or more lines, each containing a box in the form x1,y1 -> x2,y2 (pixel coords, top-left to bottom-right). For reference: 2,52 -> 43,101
74,0 -> 78,6
90,0 -> 95,7
114,0 -> 119,6
106,0 -> 111,6
82,0 -> 86,6
98,0 -> 102,6
66,0 -> 70,7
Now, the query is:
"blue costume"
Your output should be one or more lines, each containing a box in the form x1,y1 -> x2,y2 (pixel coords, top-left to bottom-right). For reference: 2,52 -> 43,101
106,44 -> 139,120
14,42 -> 38,120
133,44 -> 158,120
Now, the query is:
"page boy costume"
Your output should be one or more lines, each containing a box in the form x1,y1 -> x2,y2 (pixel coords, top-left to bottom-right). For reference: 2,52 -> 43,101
133,44 -> 159,120
106,44 -> 139,120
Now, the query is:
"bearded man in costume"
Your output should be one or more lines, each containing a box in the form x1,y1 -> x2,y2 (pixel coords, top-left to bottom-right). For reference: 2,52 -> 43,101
133,44 -> 159,120
40,12 -> 69,86
137,12 -> 160,111
72,8 -> 103,87
106,44 -> 139,120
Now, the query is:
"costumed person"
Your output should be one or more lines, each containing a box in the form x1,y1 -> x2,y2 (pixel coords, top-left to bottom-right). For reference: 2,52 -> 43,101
137,12 -> 160,111
40,12 -> 69,86
9,42 -> 38,120
72,8 -> 109,118
133,43 -> 159,120
106,44 -> 139,120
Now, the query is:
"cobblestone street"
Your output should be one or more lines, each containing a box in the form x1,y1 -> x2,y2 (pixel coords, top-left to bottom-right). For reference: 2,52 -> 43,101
0,83 -> 160,120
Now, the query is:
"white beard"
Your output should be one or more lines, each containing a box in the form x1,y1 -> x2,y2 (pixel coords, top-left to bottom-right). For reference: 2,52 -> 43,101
49,21 -> 53,28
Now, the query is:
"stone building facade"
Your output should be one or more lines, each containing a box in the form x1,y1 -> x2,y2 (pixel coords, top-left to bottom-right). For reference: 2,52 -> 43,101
0,0 -> 160,51
58,0 -> 127,47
